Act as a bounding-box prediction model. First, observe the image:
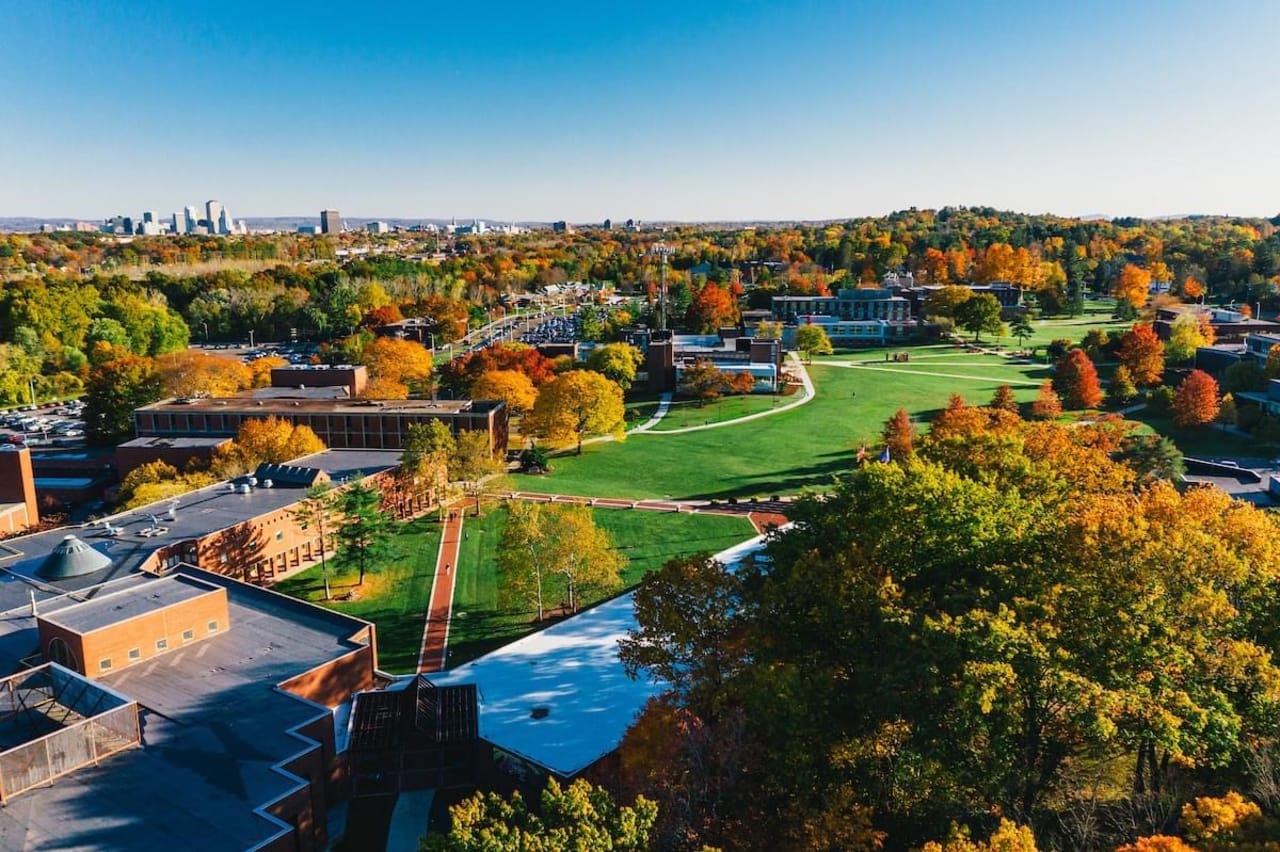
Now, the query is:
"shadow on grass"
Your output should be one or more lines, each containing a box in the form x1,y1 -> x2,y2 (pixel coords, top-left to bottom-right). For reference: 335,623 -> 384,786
448,606 -> 534,667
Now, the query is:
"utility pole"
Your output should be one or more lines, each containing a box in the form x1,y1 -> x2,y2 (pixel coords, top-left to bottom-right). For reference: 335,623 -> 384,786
650,242 -> 674,331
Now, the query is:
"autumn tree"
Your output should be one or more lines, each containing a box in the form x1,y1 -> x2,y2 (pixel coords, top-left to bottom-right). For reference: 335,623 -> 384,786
1265,344 -> 1280,381
924,285 -> 974,319
361,336 -> 434,397
451,429 -> 506,516
1108,364 -> 1139,407
156,350 -> 252,397
1181,275 -> 1206,302
470,370 -> 537,415
1165,313 -> 1214,363
1118,325 -> 1166,387
437,343 -> 556,397
1052,349 -> 1103,409
684,280 -> 739,333
1172,369 -> 1220,428
755,320 -> 783,338
921,819 -> 1038,852
990,384 -> 1020,414
525,369 -> 625,454
333,477 -> 393,586
794,324 -> 834,363
498,501 -> 625,620
680,359 -> 728,406
247,355 -> 289,388
586,343 -> 644,391
420,778 -> 656,852
83,355 -> 165,447
212,416 -> 326,476
1030,381 -> 1063,419
882,407 -> 915,460
1113,263 -> 1153,310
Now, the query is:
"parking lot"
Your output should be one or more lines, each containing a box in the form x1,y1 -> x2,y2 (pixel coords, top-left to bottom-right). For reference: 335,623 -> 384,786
0,400 -> 86,449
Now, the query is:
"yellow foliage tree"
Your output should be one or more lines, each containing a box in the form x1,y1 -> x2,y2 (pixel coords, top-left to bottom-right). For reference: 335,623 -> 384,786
921,819 -> 1038,852
1114,264 -> 1153,309
213,416 -> 326,475
471,369 -> 538,415
525,370 -> 625,455
248,355 -> 289,388
156,350 -> 252,397
361,336 -> 434,396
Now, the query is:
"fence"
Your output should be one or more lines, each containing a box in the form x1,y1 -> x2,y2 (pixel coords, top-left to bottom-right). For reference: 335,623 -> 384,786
0,665 -> 140,803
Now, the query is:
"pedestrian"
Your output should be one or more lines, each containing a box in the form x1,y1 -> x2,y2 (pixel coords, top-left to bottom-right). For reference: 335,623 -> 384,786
444,563 -> 451,574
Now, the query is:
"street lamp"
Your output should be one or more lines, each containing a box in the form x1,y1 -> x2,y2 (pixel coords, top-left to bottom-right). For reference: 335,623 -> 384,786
249,329 -> 255,349
201,321 -> 209,344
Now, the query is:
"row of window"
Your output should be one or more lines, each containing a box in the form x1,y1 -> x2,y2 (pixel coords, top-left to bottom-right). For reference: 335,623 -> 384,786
97,620 -> 219,672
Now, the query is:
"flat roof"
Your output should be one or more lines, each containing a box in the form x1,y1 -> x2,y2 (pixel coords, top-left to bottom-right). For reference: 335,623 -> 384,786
427,534 -> 769,777
138,397 -> 491,415
116,436 -> 231,449
0,567 -> 375,850
0,449 -> 402,618
40,574 -> 219,634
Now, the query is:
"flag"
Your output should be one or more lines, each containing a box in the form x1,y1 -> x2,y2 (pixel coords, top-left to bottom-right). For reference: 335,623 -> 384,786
879,446 -> 891,463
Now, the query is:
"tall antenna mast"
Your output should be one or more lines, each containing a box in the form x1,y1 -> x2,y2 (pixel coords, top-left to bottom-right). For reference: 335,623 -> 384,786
650,242 -> 674,331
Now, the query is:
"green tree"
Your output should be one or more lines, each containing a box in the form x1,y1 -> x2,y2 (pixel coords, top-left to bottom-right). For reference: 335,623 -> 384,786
83,355 -> 164,447
1010,313 -> 1035,348
421,778 -> 657,852
451,429 -> 506,517
955,293 -> 1004,342
526,369 -> 625,455
794,324 -> 834,363
1117,434 -> 1185,482
334,478 -> 393,586
401,420 -> 455,514
586,343 -> 643,391
292,483 -> 339,600
1108,364 -> 1139,407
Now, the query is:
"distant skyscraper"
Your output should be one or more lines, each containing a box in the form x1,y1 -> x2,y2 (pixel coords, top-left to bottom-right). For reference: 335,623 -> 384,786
142,211 -> 156,224
172,210 -> 187,234
205,200 -> 224,235
366,221 -> 389,234
321,210 -> 341,235
217,206 -> 232,236
184,205 -> 199,234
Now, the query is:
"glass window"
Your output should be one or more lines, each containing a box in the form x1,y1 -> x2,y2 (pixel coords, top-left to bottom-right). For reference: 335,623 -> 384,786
156,639 -> 169,650
182,629 -> 194,642
208,620 -> 219,633
99,658 -> 112,671
128,648 -> 141,661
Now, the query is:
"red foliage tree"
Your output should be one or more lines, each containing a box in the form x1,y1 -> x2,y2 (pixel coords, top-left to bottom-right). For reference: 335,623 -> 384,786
1052,349 -> 1104,409
1172,369 -> 1221,428
437,343 -> 556,397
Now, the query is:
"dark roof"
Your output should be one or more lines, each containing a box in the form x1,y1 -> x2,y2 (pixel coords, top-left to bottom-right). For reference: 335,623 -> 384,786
254,463 -> 326,488
349,677 -> 477,751
39,574 -> 219,634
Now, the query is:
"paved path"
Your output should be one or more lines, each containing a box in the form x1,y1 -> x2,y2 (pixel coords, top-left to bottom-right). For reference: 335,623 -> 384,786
627,392 -> 673,433
640,354 -> 816,435
824,362 -> 1043,386
417,508 -> 464,674
505,490 -> 790,534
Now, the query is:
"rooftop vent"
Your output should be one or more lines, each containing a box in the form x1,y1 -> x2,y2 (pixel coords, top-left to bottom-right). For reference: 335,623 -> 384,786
37,535 -> 112,581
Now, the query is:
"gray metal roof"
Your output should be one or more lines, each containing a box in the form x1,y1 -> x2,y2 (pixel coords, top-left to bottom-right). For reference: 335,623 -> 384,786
39,574 -> 219,635
36,535 -> 113,581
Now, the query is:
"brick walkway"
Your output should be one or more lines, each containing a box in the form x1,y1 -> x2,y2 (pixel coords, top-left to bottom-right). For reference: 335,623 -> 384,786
416,508 -> 464,673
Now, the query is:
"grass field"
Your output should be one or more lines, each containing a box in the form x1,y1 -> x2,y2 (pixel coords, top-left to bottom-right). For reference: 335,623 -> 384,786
447,507 -> 756,666
515,354 -> 1049,500
272,517 -> 443,675
648,393 -> 784,431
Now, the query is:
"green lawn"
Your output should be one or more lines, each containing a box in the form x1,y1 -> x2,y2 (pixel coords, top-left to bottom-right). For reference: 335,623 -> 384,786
447,507 -> 756,666
273,517 -> 443,675
1125,412 -> 1274,460
648,393 -> 785,431
515,357 -> 1049,500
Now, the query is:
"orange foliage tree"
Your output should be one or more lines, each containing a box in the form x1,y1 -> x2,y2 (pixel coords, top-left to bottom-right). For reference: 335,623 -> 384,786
361,337 -> 434,396
1114,263 -> 1153,309
1118,325 -> 1166,387
1052,349 -> 1103,409
684,281 -> 739,333
882,408 -> 915,460
1030,381 -> 1063,419
1172,369 -> 1220,428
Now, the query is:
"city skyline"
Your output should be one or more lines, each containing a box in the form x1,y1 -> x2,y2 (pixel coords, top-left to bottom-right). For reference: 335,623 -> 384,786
3,0 -> 1279,221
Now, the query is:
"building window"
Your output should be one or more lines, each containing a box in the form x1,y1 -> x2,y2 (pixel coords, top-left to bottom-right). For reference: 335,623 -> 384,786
207,620 -> 219,633
48,637 -> 77,671
156,639 -> 168,650
275,530 -> 283,541
182,629 -> 194,642
99,658 -> 112,671
128,648 -> 141,661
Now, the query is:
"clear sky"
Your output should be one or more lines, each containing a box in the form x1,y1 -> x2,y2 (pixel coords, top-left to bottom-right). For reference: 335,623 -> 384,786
3,0 -> 1278,222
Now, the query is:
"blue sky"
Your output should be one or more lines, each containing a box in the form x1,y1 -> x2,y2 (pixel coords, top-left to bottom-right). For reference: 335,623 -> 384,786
3,0 -> 1278,221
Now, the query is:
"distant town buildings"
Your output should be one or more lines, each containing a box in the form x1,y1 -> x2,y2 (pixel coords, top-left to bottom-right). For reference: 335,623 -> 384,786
321,209 -> 342,234
366,221 -> 389,234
